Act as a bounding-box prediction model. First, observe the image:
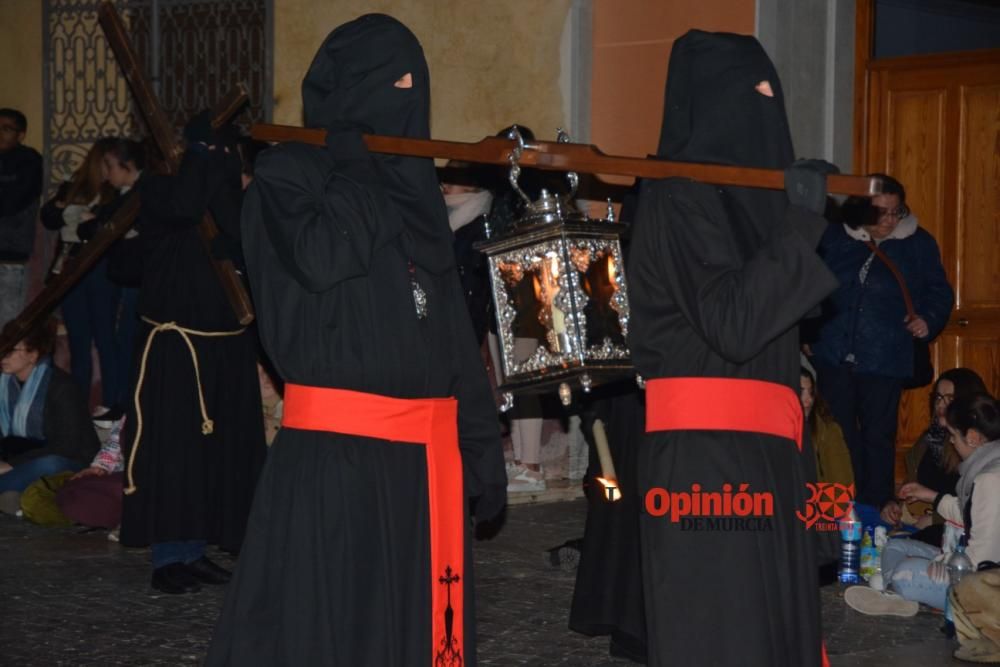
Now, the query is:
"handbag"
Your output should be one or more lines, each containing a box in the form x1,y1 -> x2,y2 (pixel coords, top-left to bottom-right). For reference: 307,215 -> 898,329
866,241 -> 934,389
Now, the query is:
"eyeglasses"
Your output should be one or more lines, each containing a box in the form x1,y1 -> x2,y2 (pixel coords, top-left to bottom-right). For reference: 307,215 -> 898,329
875,205 -> 909,220
933,393 -> 955,404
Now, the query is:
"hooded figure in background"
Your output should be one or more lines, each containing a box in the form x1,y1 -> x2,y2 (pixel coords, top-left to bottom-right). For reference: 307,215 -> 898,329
627,31 -> 839,666
207,14 -> 506,666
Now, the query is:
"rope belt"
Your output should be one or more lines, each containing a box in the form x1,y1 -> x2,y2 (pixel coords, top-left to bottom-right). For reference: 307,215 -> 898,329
124,316 -> 246,495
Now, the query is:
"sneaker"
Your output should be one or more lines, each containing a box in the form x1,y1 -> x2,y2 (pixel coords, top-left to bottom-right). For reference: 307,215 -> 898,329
844,586 -> 919,617
0,490 -> 20,515
954,639 -> 1000,664
507,465 -> 546,493
93,405 -> 124,429
868,572 -> 885,591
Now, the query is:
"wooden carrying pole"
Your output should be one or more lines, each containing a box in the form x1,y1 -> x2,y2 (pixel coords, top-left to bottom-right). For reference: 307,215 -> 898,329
251,124 -> 883,198
98,0 -> 255,326
0,89 -> 248,357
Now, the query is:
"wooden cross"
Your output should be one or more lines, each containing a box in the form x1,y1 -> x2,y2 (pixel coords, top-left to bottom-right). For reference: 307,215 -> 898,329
98,1 -> 254,325
0,9 -> 252,356
252,124 -> 883,197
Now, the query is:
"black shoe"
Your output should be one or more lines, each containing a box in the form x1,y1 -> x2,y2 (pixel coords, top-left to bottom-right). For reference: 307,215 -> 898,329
184,556 -> 232,585
151,563 -> 202,594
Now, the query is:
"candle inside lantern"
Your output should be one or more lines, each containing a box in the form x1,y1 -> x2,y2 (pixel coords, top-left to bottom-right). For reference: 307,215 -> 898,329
551,305 -> 567,334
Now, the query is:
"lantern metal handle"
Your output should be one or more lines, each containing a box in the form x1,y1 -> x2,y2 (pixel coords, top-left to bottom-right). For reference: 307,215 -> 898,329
556,128 -> 579,201
506,125 -> 535,208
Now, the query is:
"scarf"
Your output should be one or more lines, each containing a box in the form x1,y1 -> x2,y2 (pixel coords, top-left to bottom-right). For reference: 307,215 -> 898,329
956,440 -> 1000,515
0,357 -> 52,439
444,190 -> 492,232
925,423 -> 950,464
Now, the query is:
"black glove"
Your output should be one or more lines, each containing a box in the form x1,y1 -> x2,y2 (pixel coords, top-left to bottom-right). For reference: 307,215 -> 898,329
77,218 -> 98,242
184,109 -> 213,145
472,483 -> 507,523
784,159 -> 840,215
324,121 -> 372,162
185,109 -> 240,151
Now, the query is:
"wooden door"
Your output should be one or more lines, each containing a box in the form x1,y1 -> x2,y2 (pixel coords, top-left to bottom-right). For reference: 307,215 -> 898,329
862,50 -> 1000,475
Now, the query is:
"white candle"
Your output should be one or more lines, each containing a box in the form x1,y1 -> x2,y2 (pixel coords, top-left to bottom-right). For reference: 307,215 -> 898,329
551,305 -> 566,334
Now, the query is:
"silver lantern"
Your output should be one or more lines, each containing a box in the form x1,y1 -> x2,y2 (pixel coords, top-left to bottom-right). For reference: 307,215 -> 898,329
477,128 -> 633,410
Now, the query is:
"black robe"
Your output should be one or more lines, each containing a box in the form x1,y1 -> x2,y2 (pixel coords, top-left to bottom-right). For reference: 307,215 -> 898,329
627,30 -> 840,667
206,145 -> 506,666
569,385 -> 648,662
629,179 -> 837,666
119,148 -> 265,553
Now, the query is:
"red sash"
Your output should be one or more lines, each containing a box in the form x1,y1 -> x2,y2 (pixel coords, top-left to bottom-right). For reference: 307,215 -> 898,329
645,377 -> 803,450
282,384 -> 465,666
647,377 -> 829,665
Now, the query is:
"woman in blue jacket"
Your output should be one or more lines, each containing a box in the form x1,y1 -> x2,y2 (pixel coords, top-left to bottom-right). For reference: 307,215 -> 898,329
809,174 -> 954,508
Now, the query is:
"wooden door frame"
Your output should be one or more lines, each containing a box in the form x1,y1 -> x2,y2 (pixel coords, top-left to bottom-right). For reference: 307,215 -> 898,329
853,0 -> 1000,172
852,0 -> 875,173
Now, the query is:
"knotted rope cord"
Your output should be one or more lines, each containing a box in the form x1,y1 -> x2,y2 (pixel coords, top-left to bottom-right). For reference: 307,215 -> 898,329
124,317 -> 246,495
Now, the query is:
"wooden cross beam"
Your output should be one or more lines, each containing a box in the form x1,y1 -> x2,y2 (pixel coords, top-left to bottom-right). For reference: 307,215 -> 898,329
0,89 -> 248,357
252,124 -> 882,198
98,0 -> 254,325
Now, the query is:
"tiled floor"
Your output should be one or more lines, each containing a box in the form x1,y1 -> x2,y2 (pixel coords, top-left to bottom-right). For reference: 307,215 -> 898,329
0,500 -> 963,665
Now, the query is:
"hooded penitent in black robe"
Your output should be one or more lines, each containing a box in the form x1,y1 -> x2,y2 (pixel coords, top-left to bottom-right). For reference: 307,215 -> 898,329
627,31 -> 839,667
569,383 -> 648,663
119,146 -> 266,553
206,14 -> 506,666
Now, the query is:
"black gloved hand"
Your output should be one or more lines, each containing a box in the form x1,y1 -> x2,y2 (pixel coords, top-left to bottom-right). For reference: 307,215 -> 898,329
77,219 -> 98,242
184,109 -> 214,146
472,483 -> 507,523
784,159 -> 840,215
324,120 -> 372,162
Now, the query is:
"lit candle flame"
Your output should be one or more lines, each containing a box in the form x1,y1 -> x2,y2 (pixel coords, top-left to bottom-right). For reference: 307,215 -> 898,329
596,476 -> 621,502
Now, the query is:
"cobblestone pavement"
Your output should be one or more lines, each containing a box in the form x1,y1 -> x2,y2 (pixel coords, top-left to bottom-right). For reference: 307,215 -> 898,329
0,500 -> 963,666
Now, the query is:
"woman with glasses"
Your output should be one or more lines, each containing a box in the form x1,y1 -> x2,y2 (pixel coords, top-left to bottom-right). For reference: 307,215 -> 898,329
808,174 -> 955,511
874,368 -> 988,540
0,318 -> 100,509
845,392 -> 1000,617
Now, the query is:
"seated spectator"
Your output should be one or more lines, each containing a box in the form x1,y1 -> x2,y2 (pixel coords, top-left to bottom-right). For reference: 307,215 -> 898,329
56,416 -> 125,529
950,567 -> 1000,663
877,368 -> 988,541
0,318 -> 100,508
801,366 -> 854,488
844,393 -> 1000,616
0,108 -> 43,327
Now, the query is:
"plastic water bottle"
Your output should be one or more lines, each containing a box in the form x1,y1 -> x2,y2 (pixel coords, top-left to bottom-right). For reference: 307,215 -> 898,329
943,537 -> 975,638
859,526 -> 877,581
839,506 -> 862,584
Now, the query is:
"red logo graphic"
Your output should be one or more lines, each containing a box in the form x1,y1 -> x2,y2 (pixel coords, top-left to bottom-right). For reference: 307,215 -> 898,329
797,482 -> 855,530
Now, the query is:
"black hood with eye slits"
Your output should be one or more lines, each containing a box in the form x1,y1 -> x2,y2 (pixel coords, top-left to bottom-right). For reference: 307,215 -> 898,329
657,30 -> 798,235
302,14 -> 454,273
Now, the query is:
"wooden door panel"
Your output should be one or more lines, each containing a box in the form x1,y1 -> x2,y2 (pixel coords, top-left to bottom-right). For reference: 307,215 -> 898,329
956,82 -> 1000,310
956,335 -> 1000,393
885,89 -> 948,251
865,52 -> 1000,481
